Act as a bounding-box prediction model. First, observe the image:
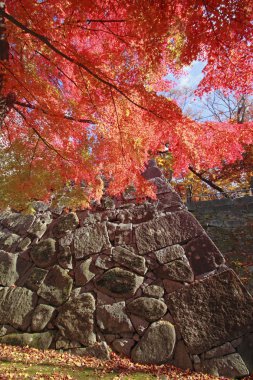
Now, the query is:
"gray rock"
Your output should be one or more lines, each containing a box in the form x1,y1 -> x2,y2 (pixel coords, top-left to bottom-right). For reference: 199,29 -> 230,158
37,265 -> 73,306
30,238 -> 57,268
97,301 -> 134,334
23,267 -> 48,291
131,321 -> 176,364
163,279 -> 184,294
166,270 -> 253,354
74,224 -> 110,259
173,340 -> 193,370
143,285 -> 164,298
155,245 -> 185,264
112,247 -> 147,275
18,237 -> 31,251
112,338 -> 135,356
0,231 -> 21,251
31,201 -> 49,213
95,255 -> 113,270
69,342 -> 110,360
28,213 -> 52,238
52,212 -> 79,237
56,293 -> 96,346
157,257 -> 194,282
31,304 -> 55,332
135,211 -> 203,254
0,287 -> 37,330
114,223 -> 133,245
0,325 -> 17,337
0,251 -> 18,286
96,268 -> 143,298
198,353 -> 249,378
59,231 -> 73,248
75,258 -> 95,286
127,297 -> 167,322
130,315 -> 149,335
0,331 -> 54,349
1,212 -> 35,235
204,342 -> 235,359
237,333 -> 253,372
55,336 -> 81,349
183,234 -> 225,276
95,290 -> 115,306
57,245 -> 73,270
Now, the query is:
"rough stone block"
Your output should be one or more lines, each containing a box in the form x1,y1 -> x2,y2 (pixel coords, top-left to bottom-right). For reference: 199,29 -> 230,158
155,245 -> 185,264
30,238 -> 57,268
37,265 -> 73,306
56,292 -> 96,346
96,301 -> 134,334
52,212 -> 79,237
74,224 -> 110,259
135,211 -> 203,254
96,268 -> 143,298
0,287 -> 37,330
0,331 -> 55,349
31,304 -> 55,332
166,270 -> 253,354
183,234 -> 225,275
112,246 -> 147,275
112,338 -> 135,356
74,258 -> 95,286
0,251 -> 18,286
131,321 -> 176,364
142,284 -> 164,298
127,297 -> 167,322
156,256 -> 194,283
198,353 -> 249,378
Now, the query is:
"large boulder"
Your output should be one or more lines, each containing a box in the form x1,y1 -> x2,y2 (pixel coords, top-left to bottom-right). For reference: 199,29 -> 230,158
131,321 -> 176,364
97,301 -> 134,334
56,293 -> 96,346
37,265 -> 73,306
0,287 -> 37,330
127,297 -> 167,322
0,251 -> 18,286
74,224 -> 110,259
112,247 -> 147,275
156,256 -> 194,283
166,270 -> 253,354
30,238 -> 57,268
197,353 -> 249,378
0,331 -> 55,349
96,268 -> 143,298
31,304 -> 55,332
135,211 -> 203,254
53,212 -> 79,237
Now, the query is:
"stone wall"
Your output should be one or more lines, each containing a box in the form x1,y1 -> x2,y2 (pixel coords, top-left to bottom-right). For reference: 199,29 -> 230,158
0,176 -> 253,378
188,196 -> 253,254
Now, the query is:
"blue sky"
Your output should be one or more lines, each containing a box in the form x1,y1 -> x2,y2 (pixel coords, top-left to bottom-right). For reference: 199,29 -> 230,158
175,60 -> 206,88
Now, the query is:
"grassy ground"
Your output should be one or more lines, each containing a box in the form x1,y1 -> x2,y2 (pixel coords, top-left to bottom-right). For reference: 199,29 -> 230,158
0,344 -> 252,380
0,344 -> 206,380
0,361 -> 156,379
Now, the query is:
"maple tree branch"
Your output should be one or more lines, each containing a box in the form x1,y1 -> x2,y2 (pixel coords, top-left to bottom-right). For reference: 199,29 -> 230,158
110,89 -> 127,163
28,137 -> 39,178
14,101 -> 94,124
188,166 -> 229,198
13,105 -> 69,161
1,10 -> 166,121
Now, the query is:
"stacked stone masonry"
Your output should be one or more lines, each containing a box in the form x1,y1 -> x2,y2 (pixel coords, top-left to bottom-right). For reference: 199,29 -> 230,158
0,175 -> 253,378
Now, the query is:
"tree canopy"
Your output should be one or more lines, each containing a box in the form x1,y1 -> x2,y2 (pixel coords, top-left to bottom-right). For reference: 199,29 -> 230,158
0,0 -> 253,209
